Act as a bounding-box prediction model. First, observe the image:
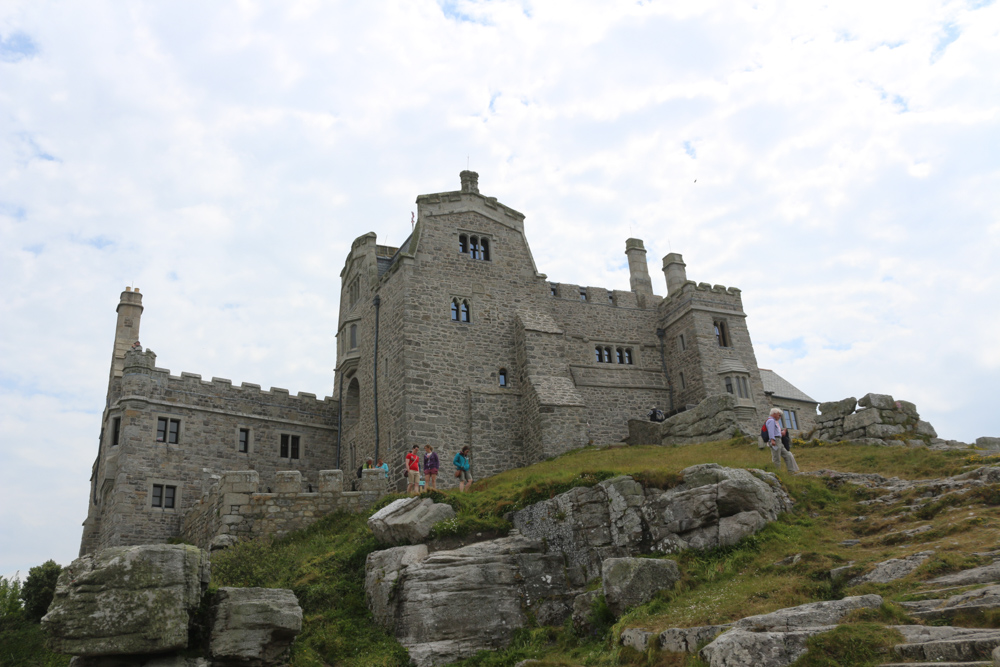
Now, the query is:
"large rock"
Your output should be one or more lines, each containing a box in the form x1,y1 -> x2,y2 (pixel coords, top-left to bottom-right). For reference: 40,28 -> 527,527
368,497 -> 456,545
43,545 -> 209,656
511,466 -> 790,580
818,397 -> 857,419
858,393 -> 895,410
657,625 -> 730,653
929,562 -> 1000,587
365,545 -> 429,632
699,627 -> 832,667
733,595 -> 882,632
602,557 -> 680,616
909,584 -> 1000,622
657,395 -> 747,446
209,587 -> 302,666
367,536 -> 578,667
977,437 -> 1000,450
849,551 -> 933,585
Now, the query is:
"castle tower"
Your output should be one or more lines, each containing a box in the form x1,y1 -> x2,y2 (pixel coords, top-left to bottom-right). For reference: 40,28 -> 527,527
108,288 -> 143,382
625,238 -> 654,303
662,253 -> 687,296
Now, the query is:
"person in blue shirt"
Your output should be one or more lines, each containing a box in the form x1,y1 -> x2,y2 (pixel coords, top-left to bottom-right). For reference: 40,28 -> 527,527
376,457 -> 389,479
453,446 -> 472,492
766,408 -> 799,472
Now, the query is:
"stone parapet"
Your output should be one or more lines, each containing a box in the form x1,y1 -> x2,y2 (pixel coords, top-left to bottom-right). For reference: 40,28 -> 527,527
181,469 -> 387,550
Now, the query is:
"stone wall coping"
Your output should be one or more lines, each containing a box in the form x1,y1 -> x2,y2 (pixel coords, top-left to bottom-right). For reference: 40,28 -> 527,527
113,395 -> 338,429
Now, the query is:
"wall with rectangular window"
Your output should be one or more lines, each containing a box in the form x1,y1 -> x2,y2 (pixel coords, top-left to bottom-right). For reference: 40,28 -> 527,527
156,416 -> 181,444
280,433 -> 301,459
238,428 -> 251,453
147,479 -> 181,511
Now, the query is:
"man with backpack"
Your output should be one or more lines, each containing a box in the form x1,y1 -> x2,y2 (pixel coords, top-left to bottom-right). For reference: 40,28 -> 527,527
765,407 -> 799,472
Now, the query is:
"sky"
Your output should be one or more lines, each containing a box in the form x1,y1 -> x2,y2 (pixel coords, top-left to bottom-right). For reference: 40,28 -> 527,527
1,0 -> 998,578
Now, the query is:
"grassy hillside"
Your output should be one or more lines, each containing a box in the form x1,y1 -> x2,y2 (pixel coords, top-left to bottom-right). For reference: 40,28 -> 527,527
210,437 -> 1000,666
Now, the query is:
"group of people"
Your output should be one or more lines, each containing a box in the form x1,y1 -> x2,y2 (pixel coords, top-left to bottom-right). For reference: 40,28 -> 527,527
404,444 -> 473,495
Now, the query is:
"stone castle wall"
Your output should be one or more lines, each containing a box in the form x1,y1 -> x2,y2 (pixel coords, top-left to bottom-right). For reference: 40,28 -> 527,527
181,468 -> 387,550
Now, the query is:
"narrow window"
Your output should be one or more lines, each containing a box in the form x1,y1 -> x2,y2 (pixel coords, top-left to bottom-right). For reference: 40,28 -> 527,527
595,347 -> 602,363
238,428 -> 249,453
111,417 -> 121,447
151,484 -> 163,507
608,293 -> 614,305
579,289 -> 587,302
168,419 -> 179,444
350,324 -> 358,349
451,299 -> 459,321
290,435 -> 300,459
740,377 -> 750,398
163,485 -> 176,509
481,238 -> 490,261
470,236 -> 480,260
280,433 -> 289,458
460,300 -> 470,323
498,369 -> 507,387
459,234 -> 468,254
679,371 -> 686,390
616,347 -> 625,364
679,334 -> 686,351
624,348 -> 633,365
714,320 -> 730,347
724,377 -> 734,394
550,284 -> 558,297
156,417 -> 167,442
736,378 -> 746,398
603,347 -> 612,363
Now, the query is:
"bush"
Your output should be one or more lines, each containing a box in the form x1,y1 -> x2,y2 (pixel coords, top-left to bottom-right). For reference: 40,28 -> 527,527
21,561 -> 61,623
0,575 -> 22,620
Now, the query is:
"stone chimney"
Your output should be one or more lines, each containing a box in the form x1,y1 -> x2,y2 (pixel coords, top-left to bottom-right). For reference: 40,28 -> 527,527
624,238 -> 654,301
662,253 -> 687,296
460,170 -> 480,194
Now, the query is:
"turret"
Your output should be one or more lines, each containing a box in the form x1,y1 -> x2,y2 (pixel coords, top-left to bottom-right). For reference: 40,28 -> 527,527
624,238 -> 654,302
662,253 -> 687,297
109,288 -> 143,381
459,170 -> 480,194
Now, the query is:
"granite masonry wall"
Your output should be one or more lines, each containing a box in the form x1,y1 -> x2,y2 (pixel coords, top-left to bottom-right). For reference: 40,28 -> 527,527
181,468 -> 387,550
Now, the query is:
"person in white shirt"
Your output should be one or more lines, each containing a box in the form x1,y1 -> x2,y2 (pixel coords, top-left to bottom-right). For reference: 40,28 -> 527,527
766,407 -> 799,472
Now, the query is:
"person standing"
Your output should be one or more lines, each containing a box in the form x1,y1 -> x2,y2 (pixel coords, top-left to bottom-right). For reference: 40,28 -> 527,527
405,445 -> 421,495
423,445 -> 440,491
376,457 -> 389,479
453,446 -> 472,492
766,407 -> 799,472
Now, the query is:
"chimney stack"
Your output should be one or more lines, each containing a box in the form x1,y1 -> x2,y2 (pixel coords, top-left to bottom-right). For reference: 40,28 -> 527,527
662,253 -> 687,296
459,170 -> 480,194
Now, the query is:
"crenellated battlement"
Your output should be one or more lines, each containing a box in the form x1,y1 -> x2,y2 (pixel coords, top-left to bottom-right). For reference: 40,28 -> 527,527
181,469 -> 387,550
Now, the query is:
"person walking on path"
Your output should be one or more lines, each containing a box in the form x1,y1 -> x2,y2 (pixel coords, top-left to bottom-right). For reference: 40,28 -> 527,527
405,445 -> 422,495
453,446 -> 472,492
766,407 -> 799,472
423,445 -> 440,491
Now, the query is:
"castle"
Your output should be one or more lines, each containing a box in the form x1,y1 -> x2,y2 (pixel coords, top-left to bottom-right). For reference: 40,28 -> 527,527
79,172 -> 817,555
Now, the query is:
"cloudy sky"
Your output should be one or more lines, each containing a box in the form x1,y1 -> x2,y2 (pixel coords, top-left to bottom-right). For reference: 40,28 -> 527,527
1,0 -> 998,578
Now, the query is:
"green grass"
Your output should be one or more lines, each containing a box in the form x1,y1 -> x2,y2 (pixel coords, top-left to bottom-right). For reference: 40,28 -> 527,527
790,623 -> 904,667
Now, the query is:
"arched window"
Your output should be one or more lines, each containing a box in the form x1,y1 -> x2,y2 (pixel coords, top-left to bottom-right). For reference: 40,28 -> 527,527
595,347 -> 602,363
460,300 -> 470,323
616,347 -> 625,364
459,234 -> 468,254
624,348 -> 633,365
470,236 -> 480,260
349,324 -> 357,349
480,238 -> 490,261
498,368 -> 507,387
451,299 -> 459,321
714,320 -> 730,347
603,346 -> 612,363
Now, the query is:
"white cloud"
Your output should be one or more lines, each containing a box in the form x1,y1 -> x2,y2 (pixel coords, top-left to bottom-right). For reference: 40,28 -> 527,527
1,0 -> 998,577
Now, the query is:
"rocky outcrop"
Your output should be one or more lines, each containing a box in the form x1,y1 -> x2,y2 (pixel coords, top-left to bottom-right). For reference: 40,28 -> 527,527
732,595 -> 882,632
209,588 -> 302,665
367,535 -> 580,667
43,545 -> 302,667
43,544 -> 210,657
602,557 -> 680,616
904,584 -> 1000,622
849,551 -> 934,585
368,497 -> 456,545
366,464 -> 791,666
699,627 -> 831,667
804,466 -> 1000,511
813,393 -> 939,446
510,465 -> 791,579
628,394 -> 752,445
929,561 -> 1000,587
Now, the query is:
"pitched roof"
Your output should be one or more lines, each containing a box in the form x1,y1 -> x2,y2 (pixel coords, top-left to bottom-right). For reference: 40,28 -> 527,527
759,368 -> 817,404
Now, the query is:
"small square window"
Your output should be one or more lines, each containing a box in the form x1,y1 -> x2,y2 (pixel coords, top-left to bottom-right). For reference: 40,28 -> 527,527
156,417 -> 180,444
151,484 -> 177,509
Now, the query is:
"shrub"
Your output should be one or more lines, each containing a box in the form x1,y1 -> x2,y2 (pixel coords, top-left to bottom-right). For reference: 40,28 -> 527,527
0,575 -> 23,620
20,561 -> 61,623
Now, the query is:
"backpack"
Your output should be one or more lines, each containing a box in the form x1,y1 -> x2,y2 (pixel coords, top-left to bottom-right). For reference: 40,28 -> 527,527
760,423 -> 770,445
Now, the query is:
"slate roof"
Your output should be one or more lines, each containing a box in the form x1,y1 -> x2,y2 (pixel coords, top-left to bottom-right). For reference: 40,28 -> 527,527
759,368 -> 817,404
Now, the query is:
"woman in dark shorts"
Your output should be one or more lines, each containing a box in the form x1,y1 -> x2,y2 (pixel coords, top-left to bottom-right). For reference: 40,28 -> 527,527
423,445 -> 440,490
